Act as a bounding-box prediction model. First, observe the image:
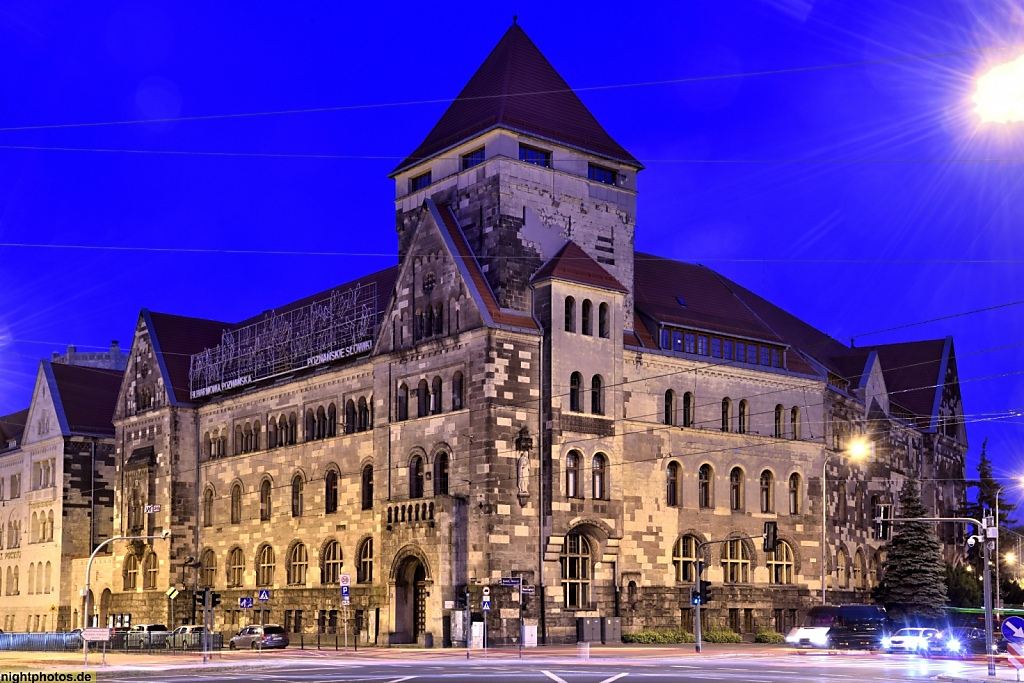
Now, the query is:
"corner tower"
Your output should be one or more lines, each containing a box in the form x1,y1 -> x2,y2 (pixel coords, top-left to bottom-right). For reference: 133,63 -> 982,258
391,22 -> 643,323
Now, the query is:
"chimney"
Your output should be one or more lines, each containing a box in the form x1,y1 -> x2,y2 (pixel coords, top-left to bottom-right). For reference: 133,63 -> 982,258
67,345 -> 76,354
111,340 -> 120,353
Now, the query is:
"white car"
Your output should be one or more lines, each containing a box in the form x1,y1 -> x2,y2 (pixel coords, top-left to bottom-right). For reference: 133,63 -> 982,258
883,628 -> 938,654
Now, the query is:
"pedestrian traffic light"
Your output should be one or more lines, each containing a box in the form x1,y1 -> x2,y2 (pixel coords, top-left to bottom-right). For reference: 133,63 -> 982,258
691,588 -> 701,605
194,588 -> 208,606
699,580 -> 713,604
763,521 -> 779,553
210,592 -> 222,608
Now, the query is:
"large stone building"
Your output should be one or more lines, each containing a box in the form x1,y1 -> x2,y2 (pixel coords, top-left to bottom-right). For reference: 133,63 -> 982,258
29,24 -> 969,642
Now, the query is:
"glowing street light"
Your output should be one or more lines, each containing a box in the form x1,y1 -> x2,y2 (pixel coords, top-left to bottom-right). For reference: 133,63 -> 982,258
973,53 -> 1024,123
1007,552 -> 1017,564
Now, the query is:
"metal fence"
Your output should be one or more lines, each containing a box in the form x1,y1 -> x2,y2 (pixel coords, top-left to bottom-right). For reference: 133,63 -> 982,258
0,631 -> 223,653
0,633 -> 83,652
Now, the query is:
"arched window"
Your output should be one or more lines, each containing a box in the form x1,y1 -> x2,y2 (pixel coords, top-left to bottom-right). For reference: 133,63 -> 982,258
722,539 -> 750,583
666,461 -> 681,507
397,384 -> 409,421
721,398 -> 731,432
345,400 -> 356,434
565,451 -> 581,499
452,372 -> 464,410
287,543 -> 308,586
230,484 -> 242,524
788,473 -> 801,515
417,379 -> 430,418
435,453 -> 449,496
304,409 -> 315,442
683,392 -> 694,427
664,390 -> 675,425
316,406 -> 328,439
291,474 -> 304,517
30,512 -> 37,543
28,562 -> 35,595
243,423 -> 253,453
435,303 -> 443,335
791,407 -> 800,440
143,553 -> 158,589
729,467 -> 744,511
287,412 -> 297,445
426,306 -> 434,338
46,510 -> 53,541
592,454 -> 607,500
598,303 -> 609,338
672,535 -> 699,582
325,470 -> 339,514
200,549 -> 216,588
204,431 -> 213,457
410,455 -> 425,498
560,532 -> 591,608
767,541 -> 794,584
123,554 -> 139,590
358,397 -> 370,431
564,296 -> 576,332
357,538 -> 374,584
203,488 -> 214,527
361,464 -> 374,510
431,376 -> 443,415
759,470 -> 774,513
569,372 -> 583,412
854,549 -> 866,589
837,550 -> 849,589
774,405 -> 784,438
256,544 -> 275,587
321,540 -> 342,584
44,561 -> 51,593
591,375 -> 604,415
268,419 -> 278,449
581,300 -> 593,336
259,479 -> 272,521
228,548 -> 245,587
698,464 -> 713,508
738,400 -> 749,434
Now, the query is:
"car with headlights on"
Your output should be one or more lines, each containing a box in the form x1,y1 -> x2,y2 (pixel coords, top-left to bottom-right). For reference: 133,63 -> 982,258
922,627 -> 1005,658
883,628 -> 939,654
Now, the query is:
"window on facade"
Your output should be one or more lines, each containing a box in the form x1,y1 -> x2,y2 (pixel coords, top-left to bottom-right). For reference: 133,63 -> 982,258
569,372 -> 582,412
791,407 -> 800,440
357,539 -> 373,583
666,461 -> 681,507
591,375 -> 604,415
345,400 -> 356,434
711,338 -> 722,358
256,545 -> 275,587
267,420 -> 277,449
291,475 -> 304,517
664,390 -> 675,425
325,403 -> 336,436
435,453 -> 449,496
143,553 -> 158,589
397,384 -> 409,421
410,456 -> 425,499
683,392 -> 693,428
431,377 -> 443,415
200,549 -> 216,588
462,148 -> 485,170
409,171 -> 432,192
259,479 -> 272,521
325,470 -> 339,514
697,335 -> 708,356
698,464 -> 713,508
581,300 -> 593,336
789,473 -> 801,515
761,346 -> 771,366
358,397 -> 370,431
759,470 -> 774,513
452,372 -> 464,410
587,164 -> 616,185
672,331 -> 683,352
519,144 -> 551,167
592,454 -> 607,500
771,348 -> 781,368
598,303 -> 609,338
735,342 -> 746,363
414,379 -> 427,418
729,468 -> 744,511
564,297 -> 576,332
203,488 -> 214,527
288,543 -> 308,586
738,400 -> 748,434
774,405 -> 784,438
673,535 -> 698,582
560,532 -> 591,608
228,548 -> 245,587
768,542 -> 794,584
837,550 -> 848,588
722,539 -> 750,583
723,339 -> 734,360
321,540 -> 342,584
854,549 -> 865,589
685,333 -> 696,354
124,554 -> 138,590
561,451 -> 581,498
361,464 -> 374,510
230,484 -> 242,524
721,399 -> 731,432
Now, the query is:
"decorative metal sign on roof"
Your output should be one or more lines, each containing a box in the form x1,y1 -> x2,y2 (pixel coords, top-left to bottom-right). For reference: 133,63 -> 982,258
189,283 -> 377,400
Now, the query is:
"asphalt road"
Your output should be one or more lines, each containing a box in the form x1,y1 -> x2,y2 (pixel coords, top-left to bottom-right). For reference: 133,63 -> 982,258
93,652 -> 1004,683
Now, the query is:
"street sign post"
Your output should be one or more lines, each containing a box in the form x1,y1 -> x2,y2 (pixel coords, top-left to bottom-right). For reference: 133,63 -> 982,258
258,589 -> 271,602
239,596 -> 254,609
1004,616 -> 1024,643
1008,642 -> 1024,680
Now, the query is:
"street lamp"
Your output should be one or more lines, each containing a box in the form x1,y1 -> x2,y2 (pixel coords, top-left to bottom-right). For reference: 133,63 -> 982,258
972,53 -> 1024,124
821,438 -> 869,605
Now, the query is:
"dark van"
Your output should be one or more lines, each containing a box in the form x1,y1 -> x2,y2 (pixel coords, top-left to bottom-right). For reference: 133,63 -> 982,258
786,605 -> 889,649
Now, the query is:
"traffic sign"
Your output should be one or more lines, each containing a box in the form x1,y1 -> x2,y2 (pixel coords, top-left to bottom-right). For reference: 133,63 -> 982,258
342,596 -> 350,606
239,597 -> 254,609
258,589 -> 271,602
341,586 -> 350,597
82,628 -> 111,642
1008,642 -> 1024,670
1004,616 -> 1024,642
500,577 -> 521,586
482,586 -> 490,597
165,587 -> 179,600
482,598 -> 491,612
144,504 -> 162,513
340,574 -> 351,587
521,585 -> 535,595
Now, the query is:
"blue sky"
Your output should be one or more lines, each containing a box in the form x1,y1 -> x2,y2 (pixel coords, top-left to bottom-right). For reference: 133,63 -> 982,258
1,2 -> 1022,491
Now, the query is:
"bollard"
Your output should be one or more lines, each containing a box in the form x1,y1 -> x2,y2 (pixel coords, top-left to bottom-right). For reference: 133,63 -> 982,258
577,642 -> 590,660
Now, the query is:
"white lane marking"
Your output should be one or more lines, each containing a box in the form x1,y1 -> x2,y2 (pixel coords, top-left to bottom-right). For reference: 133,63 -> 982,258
541,672 -> 569,683
598,675 -> 629,683
385,677 -> 417,683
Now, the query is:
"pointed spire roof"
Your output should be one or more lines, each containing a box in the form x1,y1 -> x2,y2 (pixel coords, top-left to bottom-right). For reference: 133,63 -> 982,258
392,23 -> 640,175
532,241 -> 628,293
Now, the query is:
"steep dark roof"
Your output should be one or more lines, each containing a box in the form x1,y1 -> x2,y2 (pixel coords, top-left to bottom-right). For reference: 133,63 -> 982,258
50,363 -> 123,436
833,339 -> 948,418
146,311 -> 231,405
532,241 -> 628,293
393,23 -> 640,175
0,408 -> 28,450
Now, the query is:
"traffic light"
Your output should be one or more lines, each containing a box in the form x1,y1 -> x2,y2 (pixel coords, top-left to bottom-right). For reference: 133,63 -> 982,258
763,521 -> 779,553
210,592 -> 222,608
874,505 -> 892,541
699,580 -> 713,604
194,588 -> 208,606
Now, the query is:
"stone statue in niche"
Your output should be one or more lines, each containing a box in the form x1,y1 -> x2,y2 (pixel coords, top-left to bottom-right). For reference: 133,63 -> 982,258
517,453 -> 530,497
515,426 -> 533,506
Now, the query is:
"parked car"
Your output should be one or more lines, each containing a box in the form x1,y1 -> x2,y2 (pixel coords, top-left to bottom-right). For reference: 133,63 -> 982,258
922,627 -> 1006,658
228,624 -> 289,650
166,625 -> 210,649
883,628 -> 939,654
126,624 -> 169,648
785,605 -> 889,649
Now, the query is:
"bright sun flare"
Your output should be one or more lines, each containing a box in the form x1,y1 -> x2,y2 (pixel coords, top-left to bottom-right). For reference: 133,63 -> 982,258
973,53 -> 1024,123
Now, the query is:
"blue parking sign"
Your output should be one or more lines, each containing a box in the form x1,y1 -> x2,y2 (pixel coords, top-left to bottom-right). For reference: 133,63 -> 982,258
341,586 -> 349,597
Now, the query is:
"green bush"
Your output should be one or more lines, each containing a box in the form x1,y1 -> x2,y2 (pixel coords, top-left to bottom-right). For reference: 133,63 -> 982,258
754,628 -> 787,644
701,629 -> 743,643
621,628 -> 695,644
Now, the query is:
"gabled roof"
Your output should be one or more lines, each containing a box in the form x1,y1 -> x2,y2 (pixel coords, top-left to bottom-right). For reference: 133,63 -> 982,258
531,241 -> 628,293
831,339 -> 949,418
49,363 -> 123,436
0,408 -> 28,451
145,311 -> 231,405
392,23 -> 640,175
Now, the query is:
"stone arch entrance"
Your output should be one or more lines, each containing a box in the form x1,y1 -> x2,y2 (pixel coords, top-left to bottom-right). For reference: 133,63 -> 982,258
100,589 -> 112,627
392,553 -> 430,645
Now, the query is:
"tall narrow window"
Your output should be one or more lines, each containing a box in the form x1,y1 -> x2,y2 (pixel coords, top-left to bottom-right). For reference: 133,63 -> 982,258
592,454 -> 607,500
722,539 -> 750,583
673,535 -> 698,582
581,300 -> 593,336
358,397 -> 370,431
410,456 -> 424,498
230,484 -> 242,524
228,548 -> 244,587
288,543 -> 308,586
321,540 -> 342,584
256,544 -> 275,587
729,467 -> 744,511
325,470 -> 338,514
791,407 -> 800,440
200,549 -> 216,588
123,554 -> 138,590
259,479 -> 272,521
452,372 -> 464,410
768,541 -> 794,584
664,390 -> 675,425
203,488 -> 214,527
760,470 -> 774,513
774,405 -> 784,438
569,372 -> 582,412
566,451 -> 580,499
417,379 -> 430,418
721,399 -> 731,432
431,376 -> 443,415
564,297 -> 576,332
357,538 -> 374,583
560,532 -> 591,608
683,392 -> 693,427
738,400 -> 748,434
698,464 -> 713,508
345,400 -> 356,434
397,384 -> 409,421
598,303 -> 609,338
435,453 -> 449,496
304,410 -> 315,442
291,474 -> 304,517
361,464 -> 374,510
666,461 -> 681,507
143,553 -> 158,589
789,473 -> 801,515
267,420 -> 277,449
591,375 -> 604,415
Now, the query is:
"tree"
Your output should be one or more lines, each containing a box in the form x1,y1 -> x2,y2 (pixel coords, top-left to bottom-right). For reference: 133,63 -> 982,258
874,479 -> 948,623
944,564 -> 982,608
965,438 -> 1017,527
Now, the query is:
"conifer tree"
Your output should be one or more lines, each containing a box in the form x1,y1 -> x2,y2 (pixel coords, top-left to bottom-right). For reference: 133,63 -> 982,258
965,438 -> 1016,527
874,478 -> 948,622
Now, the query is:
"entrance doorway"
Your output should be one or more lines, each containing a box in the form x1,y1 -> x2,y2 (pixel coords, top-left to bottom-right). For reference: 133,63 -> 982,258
393,556 -> 429,644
